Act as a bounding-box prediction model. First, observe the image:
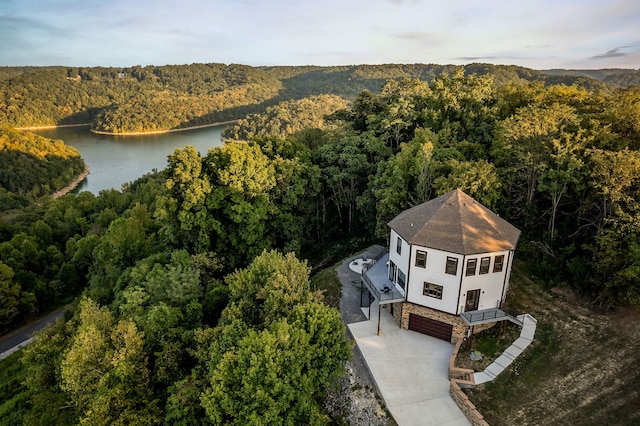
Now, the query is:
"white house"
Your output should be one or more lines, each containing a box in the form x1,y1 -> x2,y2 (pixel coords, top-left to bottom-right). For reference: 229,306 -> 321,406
362,189 -> 521,342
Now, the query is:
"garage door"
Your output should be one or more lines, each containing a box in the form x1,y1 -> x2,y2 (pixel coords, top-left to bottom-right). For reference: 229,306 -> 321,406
408,314 -> 453,342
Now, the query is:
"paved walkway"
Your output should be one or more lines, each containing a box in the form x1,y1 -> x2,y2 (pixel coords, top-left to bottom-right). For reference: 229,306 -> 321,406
473,314 -> 537,384
344,286 -> 470,426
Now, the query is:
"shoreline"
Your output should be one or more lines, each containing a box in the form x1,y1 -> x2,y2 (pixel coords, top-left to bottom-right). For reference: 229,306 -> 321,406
17,123 -> 91,130
17,120 -> 236,135
89,120 -> 237,136
51,165 -> 90,199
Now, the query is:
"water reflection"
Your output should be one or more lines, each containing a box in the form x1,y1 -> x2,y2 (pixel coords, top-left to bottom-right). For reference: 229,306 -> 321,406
33,125 -> 225,194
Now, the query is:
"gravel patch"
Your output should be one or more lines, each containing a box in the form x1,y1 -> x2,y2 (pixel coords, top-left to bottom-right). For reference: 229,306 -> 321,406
325,245 -> 396,425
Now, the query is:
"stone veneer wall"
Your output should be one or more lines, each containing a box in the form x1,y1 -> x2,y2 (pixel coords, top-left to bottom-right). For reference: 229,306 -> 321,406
449,339 -> 490,426
400,302 -> 495,343
389,302 -> 403,324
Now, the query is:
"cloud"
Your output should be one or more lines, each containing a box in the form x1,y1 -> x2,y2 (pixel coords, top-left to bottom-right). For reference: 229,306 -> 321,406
455,55 -> 529,62
591,47 -> 632,60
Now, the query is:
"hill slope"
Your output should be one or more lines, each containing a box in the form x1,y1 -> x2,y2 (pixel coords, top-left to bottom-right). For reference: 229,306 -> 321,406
468,261 -> 640,425
0,63 -> 626,133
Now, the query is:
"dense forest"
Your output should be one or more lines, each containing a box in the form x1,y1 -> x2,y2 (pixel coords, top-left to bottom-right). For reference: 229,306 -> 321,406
0,127 -> 85,203
1,63 -> 640,424
2,63 -> 638,133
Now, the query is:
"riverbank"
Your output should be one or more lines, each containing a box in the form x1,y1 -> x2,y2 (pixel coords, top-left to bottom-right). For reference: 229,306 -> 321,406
51,165 -> 90,198
16,123 -> 91,130
90,120 -> 237,136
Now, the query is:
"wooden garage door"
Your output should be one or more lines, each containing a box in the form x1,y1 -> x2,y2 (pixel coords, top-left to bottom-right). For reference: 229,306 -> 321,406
408,314 -> 453,342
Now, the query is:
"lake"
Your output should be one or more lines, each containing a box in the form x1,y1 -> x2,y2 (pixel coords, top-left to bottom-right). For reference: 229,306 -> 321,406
34,125 -> 226,194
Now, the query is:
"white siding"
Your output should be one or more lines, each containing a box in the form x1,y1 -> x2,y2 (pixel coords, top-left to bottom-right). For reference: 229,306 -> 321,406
389,230 -> 410,293
457,251 -> 512,314
404,245 -> 515,315
406,245 -> 463,315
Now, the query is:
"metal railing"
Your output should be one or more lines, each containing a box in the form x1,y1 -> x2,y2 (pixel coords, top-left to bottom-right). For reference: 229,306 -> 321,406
362,268 -> 405,303
461,308 -> 523,326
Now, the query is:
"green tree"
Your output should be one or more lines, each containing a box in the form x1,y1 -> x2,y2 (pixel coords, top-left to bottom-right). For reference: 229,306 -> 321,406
201,320 -> 328,425
0,261 -> 20,328
161,145 -> 212,251
492,103 -> 580,223
433,159 -> 502,209
60,298 -> 115,411
222,250 -> 320,327
537,132 -> 585,237
60,298 -> 160,424
370,128 -> 436,237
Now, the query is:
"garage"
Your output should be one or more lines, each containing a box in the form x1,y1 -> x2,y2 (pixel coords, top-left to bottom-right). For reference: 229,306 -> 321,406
408,314 -> 453,342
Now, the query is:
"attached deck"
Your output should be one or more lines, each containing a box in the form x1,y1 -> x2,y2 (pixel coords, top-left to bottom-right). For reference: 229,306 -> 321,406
460,308 -> 523,327
361,253 -> 406,304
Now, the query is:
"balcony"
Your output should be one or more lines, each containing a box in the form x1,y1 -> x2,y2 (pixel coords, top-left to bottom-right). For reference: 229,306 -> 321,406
460,308 -> 523,327
362,253 -> 406,304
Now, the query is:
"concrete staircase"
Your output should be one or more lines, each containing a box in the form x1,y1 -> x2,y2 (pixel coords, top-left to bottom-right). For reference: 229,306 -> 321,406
473,314 -> 537,384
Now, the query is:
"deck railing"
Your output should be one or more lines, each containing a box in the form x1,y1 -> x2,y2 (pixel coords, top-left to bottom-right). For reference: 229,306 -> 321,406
460,308 -> 523,326
361,255 -> 405,303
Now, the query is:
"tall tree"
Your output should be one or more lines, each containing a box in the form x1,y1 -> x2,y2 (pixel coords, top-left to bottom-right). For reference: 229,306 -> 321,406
60,298 -> 160,424
492,103 -> 580,224
370,128 -> 436,237
0,261 -> 20,328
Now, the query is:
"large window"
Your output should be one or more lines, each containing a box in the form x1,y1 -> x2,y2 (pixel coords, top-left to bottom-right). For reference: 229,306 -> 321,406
396,237 -> 402,255
423,282 -> 443,299
493,255 -> 505,272
415,250 -> 427,268
465,258 -> 477,276
445,257 -> 458,275
398,270 -> 406,290
479,257 -> 491,274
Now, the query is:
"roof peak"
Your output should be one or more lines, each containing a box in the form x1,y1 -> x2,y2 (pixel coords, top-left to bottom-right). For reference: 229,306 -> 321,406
388,189 -> 520,255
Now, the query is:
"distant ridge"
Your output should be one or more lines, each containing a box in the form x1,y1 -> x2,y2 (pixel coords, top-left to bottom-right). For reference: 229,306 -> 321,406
1,63 -> 637,132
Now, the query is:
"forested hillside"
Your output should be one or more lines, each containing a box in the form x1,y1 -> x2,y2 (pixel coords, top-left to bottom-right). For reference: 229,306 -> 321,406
0,62 -> 629,134
542,68 -> 640,88
222,94 -> 349,140
1,63 -> 639,424
0,127 -> 85,201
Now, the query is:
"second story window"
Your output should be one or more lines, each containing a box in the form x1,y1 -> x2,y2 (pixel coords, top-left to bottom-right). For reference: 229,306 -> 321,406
445,256 -> 458,275
398,269 -> 406,290
465,258 -> 477,276
479,257 -> 491,274
396,237 -> 402,255
415,250 -> 427,268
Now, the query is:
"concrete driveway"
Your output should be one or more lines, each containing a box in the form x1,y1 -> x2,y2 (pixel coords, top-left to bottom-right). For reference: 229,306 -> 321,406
348,300 -> 470,426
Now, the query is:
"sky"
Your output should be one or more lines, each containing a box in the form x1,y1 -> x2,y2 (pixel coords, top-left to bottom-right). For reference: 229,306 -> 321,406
1,0 -> 639,70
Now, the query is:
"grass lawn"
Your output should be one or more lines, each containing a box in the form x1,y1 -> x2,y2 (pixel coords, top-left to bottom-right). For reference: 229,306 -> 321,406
310,260 -> 343,309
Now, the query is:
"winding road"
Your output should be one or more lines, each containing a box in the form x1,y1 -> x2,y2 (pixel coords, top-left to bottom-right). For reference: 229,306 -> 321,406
0,308 -> 66,360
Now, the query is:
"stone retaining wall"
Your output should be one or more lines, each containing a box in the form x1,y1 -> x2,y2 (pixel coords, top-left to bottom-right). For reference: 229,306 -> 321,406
449,339 -> 490,426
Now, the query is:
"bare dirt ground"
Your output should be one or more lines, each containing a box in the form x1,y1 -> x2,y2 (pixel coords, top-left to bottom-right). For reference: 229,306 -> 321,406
465,262 -> 640,426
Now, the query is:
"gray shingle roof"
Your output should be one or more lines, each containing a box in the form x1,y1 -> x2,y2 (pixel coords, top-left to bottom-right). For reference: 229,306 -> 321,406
388,189 -> 521,255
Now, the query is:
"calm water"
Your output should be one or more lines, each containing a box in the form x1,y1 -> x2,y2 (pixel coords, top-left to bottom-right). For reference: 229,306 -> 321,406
34,125 -> 225,194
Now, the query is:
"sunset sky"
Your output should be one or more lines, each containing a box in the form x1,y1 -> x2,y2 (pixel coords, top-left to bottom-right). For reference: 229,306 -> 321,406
1,0 -> 639,69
